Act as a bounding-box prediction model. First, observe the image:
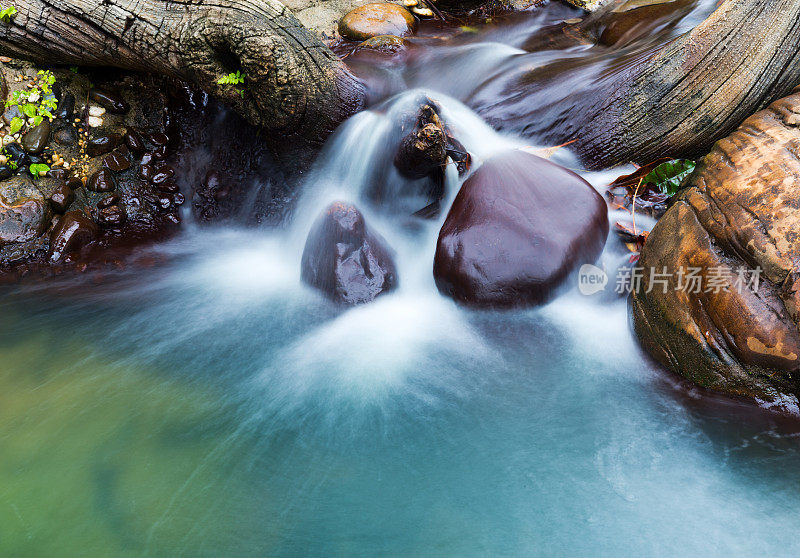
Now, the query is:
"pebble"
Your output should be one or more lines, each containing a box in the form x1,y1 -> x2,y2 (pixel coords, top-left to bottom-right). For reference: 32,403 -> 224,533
56,93 -> 76,121
103,149 -> 131,172
157,180 -> 179,194
138,163 -> 154,181
0,166 -> 12,181
148,132 -> 169,146
88,88 -> 129,114
123,128 -> 145,154
151,164 -> 174,185
97,193 -> 120,209
88,116 -> 103,128
85,133 -> 120,157
49,181 -> 75,213
95,205 -> 127,227
88,105 -> 106,117
66,176 -> 84,190
151,145 -> 169,160
21,120 -> 51,155
87,168 -> 117,192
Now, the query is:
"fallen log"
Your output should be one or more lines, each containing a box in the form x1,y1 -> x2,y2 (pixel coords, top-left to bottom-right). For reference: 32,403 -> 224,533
0,0 -> 365,153
575,0 -> 800,167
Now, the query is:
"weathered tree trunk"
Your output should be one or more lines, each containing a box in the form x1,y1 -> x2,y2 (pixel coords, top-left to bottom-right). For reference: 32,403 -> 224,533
0,0 -> 365,152
576,0 -> 800,168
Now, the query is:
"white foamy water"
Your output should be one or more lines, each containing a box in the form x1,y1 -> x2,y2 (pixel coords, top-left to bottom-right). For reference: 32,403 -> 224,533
2,2 -> 799,555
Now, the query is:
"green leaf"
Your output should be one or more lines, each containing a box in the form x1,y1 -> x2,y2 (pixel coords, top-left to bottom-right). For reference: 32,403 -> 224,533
643,159 -> 696,196
32,115 -> 42,126
28,163 -> 50,177
21,103 -> 36,118
0,6 -> 18,23
217,71 -> 245,86
9,116 -> 23,134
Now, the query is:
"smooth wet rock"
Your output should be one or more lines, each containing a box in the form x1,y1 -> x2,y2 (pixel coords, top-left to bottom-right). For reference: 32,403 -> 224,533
89,88 -> 129,114
338,3 -> 417,41
85,133 -> 120,157
5,143 -> 29,169
632,89 -> 800,414
433,150 -> 608,307
0,176 -> 49,246
123,128 -> 145,154
21,120 -> 51,155
151,164 -> 174,185
157,180 -> 179,194
87,168 -> 117,193
48,211 -> 97,263
95,205 -> 127,228
56,92 -> 75,121
103,149 -> 131,172
48,181 -> 74,213
301,202 -> 397,304
97,193 -> 120,209
0,166 -> 12,181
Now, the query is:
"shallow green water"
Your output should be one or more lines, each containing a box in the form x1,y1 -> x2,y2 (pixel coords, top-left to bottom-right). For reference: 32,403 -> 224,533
2,228 -> 800,556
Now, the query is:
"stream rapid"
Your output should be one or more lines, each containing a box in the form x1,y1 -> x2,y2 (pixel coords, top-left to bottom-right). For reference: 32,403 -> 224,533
2,1 -> 800,556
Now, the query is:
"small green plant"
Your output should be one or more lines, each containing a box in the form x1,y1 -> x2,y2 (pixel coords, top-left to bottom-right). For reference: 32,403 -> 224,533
5,69 -> 58,136
218,71 -> 245,86
7,158 -> 17,170
0,4 -> 17,23
29,162 -> 49,177
218,71 -> 245,97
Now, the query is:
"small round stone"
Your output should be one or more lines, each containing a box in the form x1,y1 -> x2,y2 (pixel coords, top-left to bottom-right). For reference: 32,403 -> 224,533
338,3 -> 417,41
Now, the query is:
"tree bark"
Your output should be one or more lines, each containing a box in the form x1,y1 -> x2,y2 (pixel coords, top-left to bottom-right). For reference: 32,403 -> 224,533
575,0 -> 800,168
0,0 -> 365,151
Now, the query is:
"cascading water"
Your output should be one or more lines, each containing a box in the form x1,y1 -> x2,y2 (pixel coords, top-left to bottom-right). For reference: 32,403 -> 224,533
2,2 -> 800,555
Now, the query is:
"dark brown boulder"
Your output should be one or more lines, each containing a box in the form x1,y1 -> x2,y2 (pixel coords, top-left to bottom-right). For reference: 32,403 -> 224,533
301,202 -> 397,304
433,150 -> 608,308
632,89 -> 800,414
48,211 -> 97,263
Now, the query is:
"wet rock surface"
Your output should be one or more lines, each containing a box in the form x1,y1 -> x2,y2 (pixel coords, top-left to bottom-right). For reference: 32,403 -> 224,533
48,211 -> 97,263
338,3 -> 417,41
22,120 -> 51,155
0,176 -> 49,246
632,89 -> 800,415
433,150 -> 608,308
0,60 -> 184,273
301,201 -> 397,304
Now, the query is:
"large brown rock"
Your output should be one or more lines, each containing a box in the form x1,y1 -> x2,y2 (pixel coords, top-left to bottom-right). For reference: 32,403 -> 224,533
632,88 -> 800,414
301,202 -> 398,304
0,176 -> 50,246
338,3 -> 417,41
433,150 -> 608,307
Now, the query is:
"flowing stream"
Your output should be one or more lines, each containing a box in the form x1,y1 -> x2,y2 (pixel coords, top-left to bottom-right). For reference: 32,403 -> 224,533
2,2 -> 800,556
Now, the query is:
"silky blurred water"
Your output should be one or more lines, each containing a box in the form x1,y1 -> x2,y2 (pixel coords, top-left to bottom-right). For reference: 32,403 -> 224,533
3,1 -> 800,556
